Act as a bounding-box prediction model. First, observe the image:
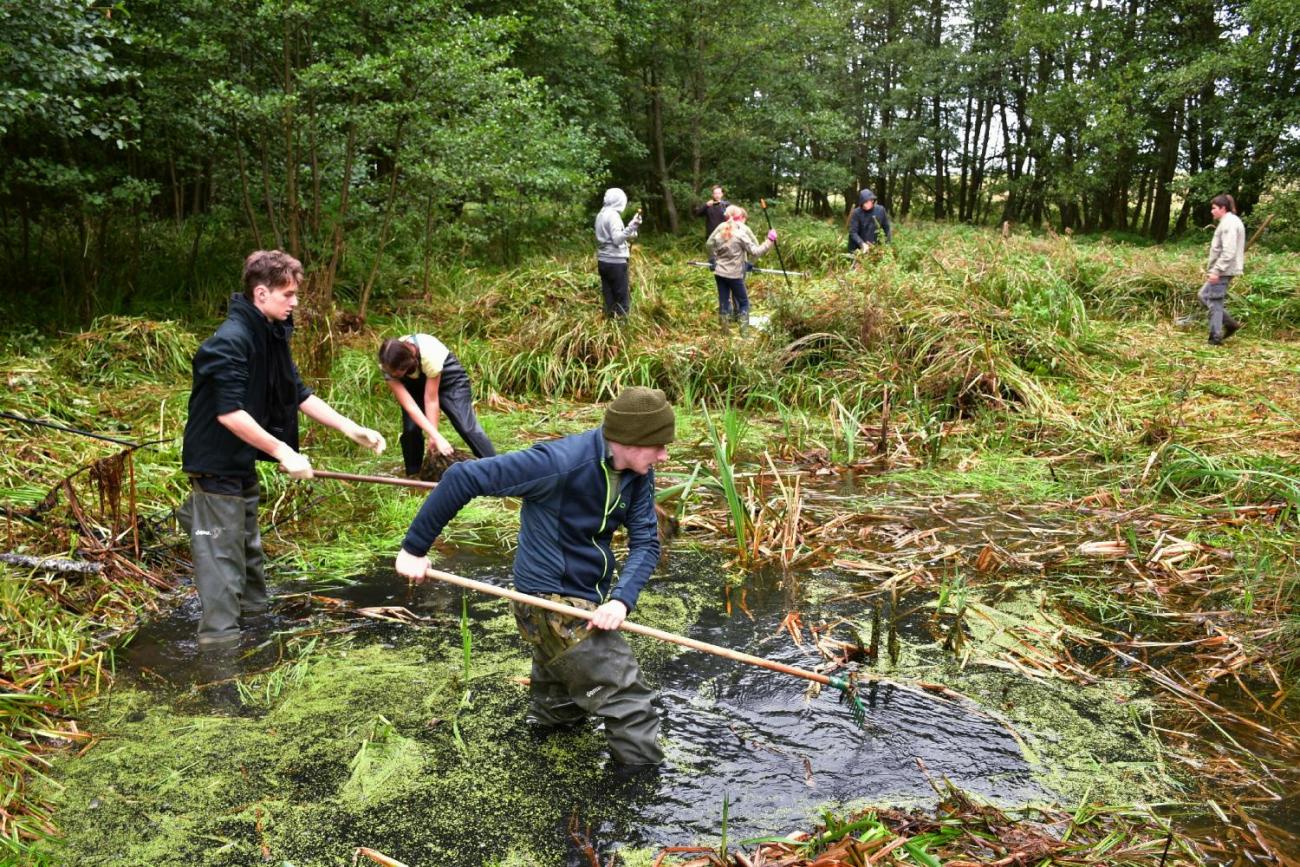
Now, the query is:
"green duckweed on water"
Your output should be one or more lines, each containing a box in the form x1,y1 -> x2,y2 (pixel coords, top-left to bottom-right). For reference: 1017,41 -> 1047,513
38,639 -> 583,866
32,559 -> 716,867
912,585 -> 1164,807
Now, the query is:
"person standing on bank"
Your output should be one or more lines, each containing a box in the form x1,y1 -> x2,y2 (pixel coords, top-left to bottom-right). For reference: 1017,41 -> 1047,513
394,386 -> 675,765
1200,193 -> 1245,346
847,188 -> 892,255
378,335 -> 496,477
693,185 -> 730,266
595,187 -> 642,318
181,250 -> 386,648
706,205 -> 776,330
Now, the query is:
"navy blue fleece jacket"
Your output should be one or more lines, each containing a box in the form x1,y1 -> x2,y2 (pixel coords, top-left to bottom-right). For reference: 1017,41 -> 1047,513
401,428 -> 660,611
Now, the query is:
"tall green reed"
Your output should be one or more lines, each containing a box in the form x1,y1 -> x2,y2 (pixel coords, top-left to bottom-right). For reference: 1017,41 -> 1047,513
703,407 -> 749,560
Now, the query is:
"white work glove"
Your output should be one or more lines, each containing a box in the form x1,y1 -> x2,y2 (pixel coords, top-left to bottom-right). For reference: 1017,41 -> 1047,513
348,425 -> 387,455
277,448 -> 313,480
628,211 -> 643,231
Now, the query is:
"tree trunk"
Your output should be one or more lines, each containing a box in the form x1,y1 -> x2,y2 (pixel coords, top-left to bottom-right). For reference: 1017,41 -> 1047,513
320,105 -> 359,311
234,131 -> 264,249
258,131 -> 284,249
359,120 -> 407,320
420,191 -> 436,301
282,18 -> 301,259
972,97 -> 993,223
930,0 -> 946,220
648,65 -> 678,233
1148,103 -> 1180,241
167,147 -> 183,227
957,93 -> 973,221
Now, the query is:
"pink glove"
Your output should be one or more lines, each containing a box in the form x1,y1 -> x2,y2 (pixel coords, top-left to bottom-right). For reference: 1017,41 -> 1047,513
767,229 -> 778,242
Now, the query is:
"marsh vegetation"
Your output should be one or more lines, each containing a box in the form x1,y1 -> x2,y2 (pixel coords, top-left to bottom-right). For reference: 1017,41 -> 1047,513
2,219 -> 1299,864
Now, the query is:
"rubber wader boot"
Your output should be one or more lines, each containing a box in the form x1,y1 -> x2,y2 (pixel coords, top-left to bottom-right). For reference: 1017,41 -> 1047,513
513,599 -> 590,727
240,485 -> 269,615
718,311 -> 731,333
180,488 -> 256,647
196,644 -> 244,714
547,629 -> 663,765
524,656 -> 588,729
738,311 -> 751,334
513,597 -> 663,762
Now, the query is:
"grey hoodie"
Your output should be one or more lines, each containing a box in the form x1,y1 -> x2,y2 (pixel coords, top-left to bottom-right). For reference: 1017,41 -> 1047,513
595,188 -> 640,263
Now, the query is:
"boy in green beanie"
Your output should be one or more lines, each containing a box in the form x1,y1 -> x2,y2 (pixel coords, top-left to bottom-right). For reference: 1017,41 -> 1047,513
396,386 -> 674,765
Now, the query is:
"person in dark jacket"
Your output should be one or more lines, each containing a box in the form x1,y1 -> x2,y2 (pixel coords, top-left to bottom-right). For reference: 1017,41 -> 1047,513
395,386 -> 675,765
847,188 -> 892,254
181,250 -> 386,648
693,185 -> 730,241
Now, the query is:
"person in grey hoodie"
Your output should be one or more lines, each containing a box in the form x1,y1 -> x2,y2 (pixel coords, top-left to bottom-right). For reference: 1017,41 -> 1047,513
595,187 -> 642,318
1199,193 -> 1245,346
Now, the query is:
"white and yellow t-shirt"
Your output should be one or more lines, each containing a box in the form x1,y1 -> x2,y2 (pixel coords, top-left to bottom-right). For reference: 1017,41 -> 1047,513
384,333 -> 450,381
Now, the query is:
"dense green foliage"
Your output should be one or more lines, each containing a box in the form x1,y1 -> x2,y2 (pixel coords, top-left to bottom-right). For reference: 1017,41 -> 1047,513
2,0 -> 1297,326
3,225 -> 1299,860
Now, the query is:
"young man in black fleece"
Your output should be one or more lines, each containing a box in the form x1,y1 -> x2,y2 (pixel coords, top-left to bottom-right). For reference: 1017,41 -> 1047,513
181,250 -> 386,648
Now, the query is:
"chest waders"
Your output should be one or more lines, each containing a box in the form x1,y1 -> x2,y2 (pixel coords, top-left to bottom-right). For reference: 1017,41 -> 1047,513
507,461 -> 663,764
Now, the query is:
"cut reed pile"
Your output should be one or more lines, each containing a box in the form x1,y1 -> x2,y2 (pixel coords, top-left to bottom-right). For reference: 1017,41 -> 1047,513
645,784 -> 1202,865
51,316 -> 196,387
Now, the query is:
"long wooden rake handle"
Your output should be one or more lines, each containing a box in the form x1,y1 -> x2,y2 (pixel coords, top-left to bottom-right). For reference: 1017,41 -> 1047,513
424,567 -> 835,687
310,469 -> 438,490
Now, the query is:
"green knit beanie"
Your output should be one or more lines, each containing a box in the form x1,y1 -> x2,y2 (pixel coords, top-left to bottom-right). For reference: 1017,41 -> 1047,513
603,386 -> 675,446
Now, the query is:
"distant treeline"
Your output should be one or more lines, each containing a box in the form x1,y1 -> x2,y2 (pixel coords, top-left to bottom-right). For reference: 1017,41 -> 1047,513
1,0 -> 1296,322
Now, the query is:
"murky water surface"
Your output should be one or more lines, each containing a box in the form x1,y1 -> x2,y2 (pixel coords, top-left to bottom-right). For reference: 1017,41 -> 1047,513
91,490 -> 1300,864
113,549 -> 1044,864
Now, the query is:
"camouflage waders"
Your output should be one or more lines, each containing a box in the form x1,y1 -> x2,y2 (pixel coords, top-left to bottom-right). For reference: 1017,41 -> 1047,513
512,596 -> 663,765
178,479 -> 269,647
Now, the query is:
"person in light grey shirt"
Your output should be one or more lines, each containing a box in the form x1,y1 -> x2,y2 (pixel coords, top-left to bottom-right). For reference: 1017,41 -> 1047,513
1199,193 -> 1245,346
594,187 -> 641,318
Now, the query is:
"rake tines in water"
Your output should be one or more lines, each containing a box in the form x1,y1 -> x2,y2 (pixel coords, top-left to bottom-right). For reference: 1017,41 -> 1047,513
421,568 -> 959,734
829,675 -> 869,729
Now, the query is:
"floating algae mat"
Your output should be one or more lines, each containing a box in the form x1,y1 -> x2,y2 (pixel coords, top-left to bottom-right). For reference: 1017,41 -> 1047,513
36,552 -> 1169,865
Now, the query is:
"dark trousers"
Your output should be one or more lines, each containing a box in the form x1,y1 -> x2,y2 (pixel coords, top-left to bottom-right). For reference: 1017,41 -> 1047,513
714,275 -> 750,318
513,598 -> 663,765
399,355 -> 495,475
598,260 -> 630,318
